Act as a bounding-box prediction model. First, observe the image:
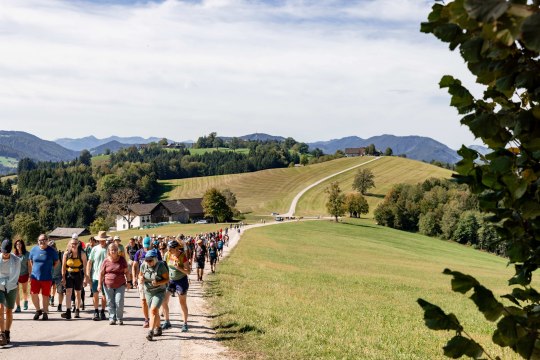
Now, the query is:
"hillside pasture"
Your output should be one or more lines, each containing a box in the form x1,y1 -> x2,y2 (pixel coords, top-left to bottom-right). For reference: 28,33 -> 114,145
208,219 -> 520,360
159,156 -> 378,215
0,156 -> 18,168
295,156 -> 454,216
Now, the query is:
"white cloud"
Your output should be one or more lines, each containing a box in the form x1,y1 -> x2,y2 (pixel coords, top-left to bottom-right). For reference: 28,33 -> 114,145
0,0 -> 481,148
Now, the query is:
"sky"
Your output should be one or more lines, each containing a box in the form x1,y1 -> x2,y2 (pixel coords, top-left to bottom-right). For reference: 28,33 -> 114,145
0,0 -> 484,149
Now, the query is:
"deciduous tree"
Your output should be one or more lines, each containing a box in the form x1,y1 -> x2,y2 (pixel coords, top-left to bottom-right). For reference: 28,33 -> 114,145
344,193 -> 369,218
352,168 -> 375,195
325,182 -> 345,222
202,188 -> 233,223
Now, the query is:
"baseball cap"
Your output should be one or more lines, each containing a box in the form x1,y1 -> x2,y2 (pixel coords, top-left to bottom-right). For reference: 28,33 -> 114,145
145,249 -> 159,259
143,236 -> 151,248
71,233 -> 79,240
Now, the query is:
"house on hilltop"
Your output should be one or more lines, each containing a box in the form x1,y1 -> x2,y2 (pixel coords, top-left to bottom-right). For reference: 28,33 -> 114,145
345,147 -> 366,157
115,198 -> 205,230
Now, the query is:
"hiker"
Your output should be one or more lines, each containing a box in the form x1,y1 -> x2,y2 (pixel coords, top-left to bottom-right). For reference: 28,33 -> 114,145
126,237 -> 140,289
113,236 -> 125,258
195,239 -> 207,281
138,248 -> 169,341
133,236 -> 152,327
61,234 -> 88,319
217,237 -> 224,257
13,239 -> 31,313
87,231 -> 109,321
49,241 -> 64,312
208,239 -> 218,273
158,242 -> 167,259
85,237 -> 97,298
0,239 -> 21,346
161,240 -> 191,332
98,243 -> 128,325
29,234 -> 59,320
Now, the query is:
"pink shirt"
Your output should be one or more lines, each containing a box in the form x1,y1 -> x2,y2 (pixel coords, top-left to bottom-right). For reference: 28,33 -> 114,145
101,257 -> 128,289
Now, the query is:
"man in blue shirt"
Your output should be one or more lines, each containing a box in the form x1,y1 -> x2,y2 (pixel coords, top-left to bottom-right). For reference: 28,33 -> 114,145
29,234 -> 59,321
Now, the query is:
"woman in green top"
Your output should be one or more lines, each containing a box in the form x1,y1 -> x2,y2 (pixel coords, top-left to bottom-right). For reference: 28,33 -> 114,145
14,239 -> 31,313
138,249 -> 169,341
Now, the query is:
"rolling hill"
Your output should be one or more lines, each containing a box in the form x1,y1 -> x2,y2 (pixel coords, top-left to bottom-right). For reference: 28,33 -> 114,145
159,156 -> 453,216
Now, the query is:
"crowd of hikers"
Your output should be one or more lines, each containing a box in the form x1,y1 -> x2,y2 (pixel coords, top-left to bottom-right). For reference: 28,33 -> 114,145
0,225 -> 238,345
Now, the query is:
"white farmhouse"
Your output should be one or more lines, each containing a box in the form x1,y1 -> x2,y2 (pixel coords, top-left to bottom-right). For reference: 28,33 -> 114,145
116,203 -> 158,231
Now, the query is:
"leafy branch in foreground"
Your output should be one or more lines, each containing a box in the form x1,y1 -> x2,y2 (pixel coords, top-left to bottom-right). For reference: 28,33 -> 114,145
419,0 -> 540,358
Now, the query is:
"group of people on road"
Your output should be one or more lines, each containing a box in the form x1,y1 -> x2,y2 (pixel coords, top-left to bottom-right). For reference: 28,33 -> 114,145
0,225 -> 235,345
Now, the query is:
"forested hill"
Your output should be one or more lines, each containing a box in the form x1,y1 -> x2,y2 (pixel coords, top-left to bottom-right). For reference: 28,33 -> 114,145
0,131 -> 79,162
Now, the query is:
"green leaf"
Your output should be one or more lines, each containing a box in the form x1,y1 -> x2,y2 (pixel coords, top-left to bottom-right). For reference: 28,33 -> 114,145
443,335 -> 484,359
464,0 -> 510,22
470,285 -> 505,321
433,23 -> 463,43
521,13 -> 540,52
443,269 -> 480,294
417,299 -> 463,332
460,37 -> 484,63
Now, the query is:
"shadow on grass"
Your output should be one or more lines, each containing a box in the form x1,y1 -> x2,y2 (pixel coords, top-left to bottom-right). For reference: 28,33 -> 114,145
340,221 -> 380,229
152,182 -> 176,202
214,322 -> 265,335
366,193 -> 385,199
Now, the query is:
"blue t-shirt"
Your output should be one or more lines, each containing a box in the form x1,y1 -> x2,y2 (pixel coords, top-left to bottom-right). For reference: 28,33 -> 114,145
29,246 -> 59,281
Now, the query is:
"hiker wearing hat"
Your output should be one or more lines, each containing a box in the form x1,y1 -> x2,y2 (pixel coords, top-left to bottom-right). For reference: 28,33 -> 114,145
194,238 -> 208,282
87,231 -> 109,321
138,248 -> 169,341
0,239 -> 21,345
28,234 -> 59,321
161,240 -> 191,332
113,236 -> 125,259
133,236 -> 160,328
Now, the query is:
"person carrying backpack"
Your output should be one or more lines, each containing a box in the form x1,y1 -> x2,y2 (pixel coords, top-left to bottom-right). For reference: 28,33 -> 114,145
208,239 -> 218,273
195,239 -> 207,282
61,234 -> 88,320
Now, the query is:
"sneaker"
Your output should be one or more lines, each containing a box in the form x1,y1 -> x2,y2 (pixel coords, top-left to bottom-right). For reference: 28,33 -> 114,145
118,320 -> 124,325
109,319 -> 117,325
146,330 -> 154,341
41,312 -> 49,321
143,319 -> 150,328
81,303 -> 85,311
181,323 -> 188,332
0,332 -> 7,346
23,300 -> 28,310
57,304 -> 62,312
154,327 -> 163,336
161,321 -> 172,330
4,330 -> 9,344
14,306 -> 21,313
74,309 -> 80,318
100,310 -> 106,321
93,311 -> 100,321
33,310 -> 43,320
49,297 -> 54,306
61,309 -> 71,320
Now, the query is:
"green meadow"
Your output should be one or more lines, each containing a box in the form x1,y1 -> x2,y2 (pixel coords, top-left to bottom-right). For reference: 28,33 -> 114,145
0,156 -> 18,168
207,219 -> 520,360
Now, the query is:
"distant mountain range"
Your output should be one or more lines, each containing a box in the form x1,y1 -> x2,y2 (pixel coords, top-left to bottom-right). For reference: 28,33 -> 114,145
0,130 -> 490,176
307,134 -> 465,164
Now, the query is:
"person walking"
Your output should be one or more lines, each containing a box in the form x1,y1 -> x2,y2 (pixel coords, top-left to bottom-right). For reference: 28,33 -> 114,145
194,239 -> 207,282
13,239 -> 31,313
29,234 -> 59,321
138,249 -> 169,341
208,238 -> 218,273
133,236 -> 161,328
0,239 -> 21,345
161,240 -> 190,332
49,241 -> 64,312
125,237 -> 140,289
98,243 -> 128,325
61,234 -> 88,320
87,231 -> 109,321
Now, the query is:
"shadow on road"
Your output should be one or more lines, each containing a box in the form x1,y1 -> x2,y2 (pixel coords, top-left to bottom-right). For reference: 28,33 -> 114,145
12,340 -> 118,348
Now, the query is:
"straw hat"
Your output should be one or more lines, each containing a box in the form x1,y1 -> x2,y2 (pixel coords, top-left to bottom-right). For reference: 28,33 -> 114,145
95,230 -> 109,241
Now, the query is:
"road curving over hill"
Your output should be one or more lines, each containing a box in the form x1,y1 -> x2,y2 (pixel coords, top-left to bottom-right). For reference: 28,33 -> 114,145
280,156 -> 381,218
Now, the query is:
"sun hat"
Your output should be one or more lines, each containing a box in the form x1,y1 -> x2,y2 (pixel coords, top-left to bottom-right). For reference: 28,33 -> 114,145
71,233 -> 79,240
113,236 -> 121,241
197,239 -> 203,244
143,236 -> 151,248
95,231 -> 109,241
168,240 -> 179,249
145,249 -> 159,259
1,239 -> 12,254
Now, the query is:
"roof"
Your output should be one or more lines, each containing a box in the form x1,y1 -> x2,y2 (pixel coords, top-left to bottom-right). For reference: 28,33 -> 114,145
161,200 -> 189,214
48,227 -> 89,238
178,198 -> 204,215
130,203 -> 158,216
345,147 -> 365,154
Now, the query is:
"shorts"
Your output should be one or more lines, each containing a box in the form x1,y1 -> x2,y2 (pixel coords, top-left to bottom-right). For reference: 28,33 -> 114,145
66,272 -> 83,291
91,280 -> 105,294
0,288 -> 17,309
210,256 -> 218,265
53,278 -> 65,294
167,277 -> 189,296
144,290 -> 165,309
30,279 -> 53,297
18,273 -> 29,283
196,258 -> 205,269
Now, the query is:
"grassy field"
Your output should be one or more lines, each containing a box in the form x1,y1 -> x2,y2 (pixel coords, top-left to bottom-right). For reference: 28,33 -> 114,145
295,156 -> 454,217
159,156 -> 453,217
91,154 -> 111,166
207,219 -> 520,360
0,156 -> 18,168
159,157 -> 378,214
187,147 -> 250,155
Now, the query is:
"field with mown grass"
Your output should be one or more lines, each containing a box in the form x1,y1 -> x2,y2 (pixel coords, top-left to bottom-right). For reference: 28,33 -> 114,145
159,156 -> 377,214
91,154 -> 111,166
159,156 -> 453,217
296,156 -> 454,217
207,219 -> 520,360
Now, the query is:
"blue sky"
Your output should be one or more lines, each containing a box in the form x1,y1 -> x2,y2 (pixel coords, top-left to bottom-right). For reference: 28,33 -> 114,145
0,0 -> 481,148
